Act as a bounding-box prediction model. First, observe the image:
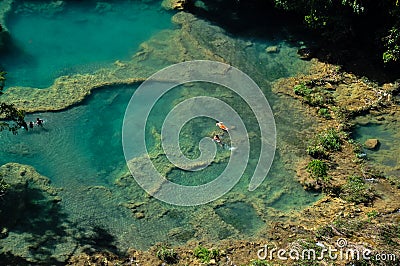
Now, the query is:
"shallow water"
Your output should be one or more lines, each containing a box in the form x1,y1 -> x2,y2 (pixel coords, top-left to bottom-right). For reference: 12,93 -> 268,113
352,122 -> 400,171
0,0 -> 319,261
1,0 -> 173,88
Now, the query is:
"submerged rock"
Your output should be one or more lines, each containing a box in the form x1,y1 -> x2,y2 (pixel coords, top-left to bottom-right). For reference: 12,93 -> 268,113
297,47 -> 313,60
161,0 -> 187,10
266,45 -> 279,53
365,138 -> 380,150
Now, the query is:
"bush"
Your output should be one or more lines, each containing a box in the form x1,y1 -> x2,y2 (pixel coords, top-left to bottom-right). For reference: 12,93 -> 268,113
306,159 -> 329,182
193,245 -> 219,263
318,128 -> 341,151
293,83 -> 312,96
341,175 -> 376,204
307,128 -> 341,159
317,108 -> 331,119
306,144 -> 328,159
156,246 -> 178,264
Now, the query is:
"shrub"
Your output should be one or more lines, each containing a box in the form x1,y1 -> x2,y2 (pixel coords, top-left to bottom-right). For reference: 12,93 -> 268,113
193,245 -> 219,263
318,128 -> 341,151
317,108 -> 331,119
306,144 -> 328,159
306,159 -> 329,183
340,175 -> 376,204
156,246 -> 178,264
293,83 -> 312,96
307,128 -> 341,159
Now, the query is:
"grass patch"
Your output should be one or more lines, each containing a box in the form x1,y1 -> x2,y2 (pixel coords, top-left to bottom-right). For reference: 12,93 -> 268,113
249,259 -> 271,266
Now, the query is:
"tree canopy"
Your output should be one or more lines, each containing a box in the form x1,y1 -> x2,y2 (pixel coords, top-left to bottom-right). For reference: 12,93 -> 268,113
0,71 -> 26,134
272,0 -> 400,64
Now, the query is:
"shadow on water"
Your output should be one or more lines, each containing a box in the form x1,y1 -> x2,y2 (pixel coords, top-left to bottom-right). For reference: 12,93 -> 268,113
0,183 -> 119,264
187,0 -> 400,83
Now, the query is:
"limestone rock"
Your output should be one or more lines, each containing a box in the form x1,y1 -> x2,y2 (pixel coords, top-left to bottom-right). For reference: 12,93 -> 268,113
135,212 -> 145,219
161,0 -> 186,10
266,45 -> 279,53
364,138 -> 379,150
297,47 -> 313,60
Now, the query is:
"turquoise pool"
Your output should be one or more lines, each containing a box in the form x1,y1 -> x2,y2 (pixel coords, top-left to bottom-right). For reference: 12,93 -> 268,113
0,0 -> 319,262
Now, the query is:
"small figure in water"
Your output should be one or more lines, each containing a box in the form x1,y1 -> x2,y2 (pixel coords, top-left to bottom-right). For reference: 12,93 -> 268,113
213,134 -> 224,147
21,121 -> 28,131
216,121 -> 228,132
36,118 -> 44,127
29,121 -> 34,129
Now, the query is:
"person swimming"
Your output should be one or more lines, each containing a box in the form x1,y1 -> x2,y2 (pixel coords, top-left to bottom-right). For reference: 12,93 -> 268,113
29,121 -> 34,129
216,121 -> 228,131
21,121 -> 28,131
36,118 -> 44,127
213,134 -> 224,147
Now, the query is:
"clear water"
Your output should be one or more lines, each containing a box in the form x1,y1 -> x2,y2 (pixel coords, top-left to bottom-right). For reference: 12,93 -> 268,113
1,0 -> 173,88
352,122 -> 400,170
0,84 -> 317,254
0,0 -> 319,262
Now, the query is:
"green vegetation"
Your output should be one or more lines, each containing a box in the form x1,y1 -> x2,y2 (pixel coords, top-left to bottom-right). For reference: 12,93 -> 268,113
383,26 -> 400,63
193,245 -> 219,263
379,223 -> 400,246
306,159 -> 327,179
0,177 -> 8,196
293,83 -> 312,96
307,128 -> 341,158
273,0 -> 400,64
366,210 -> 379,222
340,175 -> 376,204
317,128 -> 341,151
293,83 -> 333,107
0,71 -> 26,134
156,246 -> 178,264
315,224 -> 335,239
249,259 -> 271,266
306,159 -> 330,185
317,108 -> 331,119
333,217 -> 366,238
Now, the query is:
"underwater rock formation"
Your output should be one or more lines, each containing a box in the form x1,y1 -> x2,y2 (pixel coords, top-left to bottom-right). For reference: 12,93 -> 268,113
161,0 -> 187,10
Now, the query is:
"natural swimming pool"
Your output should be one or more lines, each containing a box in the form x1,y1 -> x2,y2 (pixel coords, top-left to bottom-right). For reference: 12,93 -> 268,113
1,0 -> 173,88
0,0 -> 319,261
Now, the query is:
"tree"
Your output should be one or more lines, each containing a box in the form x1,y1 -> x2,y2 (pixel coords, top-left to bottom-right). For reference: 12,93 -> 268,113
0,71 -> 26,134
273,0 -> 400,64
